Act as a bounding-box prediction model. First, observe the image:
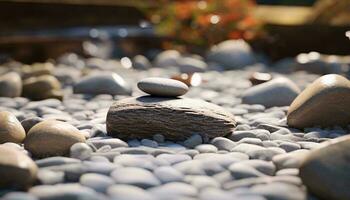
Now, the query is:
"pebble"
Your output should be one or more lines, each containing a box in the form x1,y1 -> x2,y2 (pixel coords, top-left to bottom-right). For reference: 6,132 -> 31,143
0,111 -> 26,143
154,166 -> 184,183
184,134 -> 203,148
73,73 -> 131,96
272,150 -> 309,170
154,50 -> 180,68
137,77 -> 189,97
20,117 -> 44,133
299,135 -> 350,200
288,74 -> 350,128
185,176 -> 220,190
157,153 -> 192,165
35,156 -> 80,167
251,182 -> 306,200
80,173 -> 115,193
207,39 -> 255,69
195,144 -> 218,153
24,120 -> 86,158
111,167 -> 160,188
29,184 -> 99,200
70,142 -> 93,160
88,138 -> 128,149
0,146 -> 38,189
229,163 -> 267,179
148,182 -> 198,198
177,57 -> 207,73
132,55 -> 151,70
230,129 -> 270,141
37,169 -> 65,185
210,137 -> 236,151
141,139 -> 158,148
22,75 -> 63,100
107,184 -> 155,200
0,72 -> 22,97
239,160 -> 276,176
249,72 -> 272,85
242,77 -> 300,108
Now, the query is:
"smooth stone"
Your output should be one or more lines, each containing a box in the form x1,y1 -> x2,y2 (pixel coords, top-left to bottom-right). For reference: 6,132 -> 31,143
113,155 -> 161,170
153,134 -> 165,143
80,173 -> 114,193
21,117 -> 44,133
37,169 -> 65,185
211,137 -> 236,151
35,157 -> 80,167
0,111 -> 26,143
276,168 -> 299,176
249,147 -> 286,161
229,129 -> 270,141
22,75 -> 62,100
0,146 -> 38,189
106,96 -> 236,140
272,150 -> 309,170
24,120 -> 86,158
70,142 -> 93,160
177,57 -> 207,73
229,163 -> 267,179
195,144 -> 218,153
287,74 -> 350,128
138,77 -> 189,97
29,184 -> 98,200
73,73 -> 131,95
154,166 -> 184,183
111,167 -> 160,188
299,135 -> 350,200
148,182 -> 198,198
0,72 -> 22,97
242,77 -> 300,108
132,55 -> 151,70
154,50 -> 181,68
251,183 -> 306,200
207,39 -> 255,69
107,185 -> 155,200
2,192 -> 38,200
185,176 -> 220,190
141,139 -> 158,148
88,138 -> 128,149
157,154 -> 191,165
184,134 -> 203,148
249,72 -> 272,86
239,160 -> 276,176
21,62 -> 53,79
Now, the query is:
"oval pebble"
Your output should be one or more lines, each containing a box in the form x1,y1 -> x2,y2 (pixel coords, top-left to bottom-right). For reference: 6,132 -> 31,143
137,77 -> 189,97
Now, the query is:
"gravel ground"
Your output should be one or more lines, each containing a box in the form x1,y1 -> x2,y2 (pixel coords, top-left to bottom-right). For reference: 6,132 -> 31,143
0,54 -> 348,200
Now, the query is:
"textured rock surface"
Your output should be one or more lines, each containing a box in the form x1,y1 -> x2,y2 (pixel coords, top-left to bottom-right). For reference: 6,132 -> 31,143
0,72 -> 22,97
24,120 -> 86,158
0,146 -> 38,189
137,77 -> 189,97
287,74 -> 350,128
299,135 -> 350,200
0,111 -> 26,144
107,96 -> 236,140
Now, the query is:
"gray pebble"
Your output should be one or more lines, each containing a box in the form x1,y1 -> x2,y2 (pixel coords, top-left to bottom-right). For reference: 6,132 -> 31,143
107,184 -> 155,200
184,134 -> 203,148
211,137 -> 236,151
111,167 -> 160,188
80,173 -> 114,193
251,182 -> 306,200
141,139 -> 158,148
154,166 -> 184,183
137,77 -> 189,97
70,143 -> 93,160
148,182 -> 198,199
195,144 -> 218,153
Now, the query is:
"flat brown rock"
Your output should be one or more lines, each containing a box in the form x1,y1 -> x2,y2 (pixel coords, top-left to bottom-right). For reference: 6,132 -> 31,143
287,74 -> 350,128
106,96 -> 236,141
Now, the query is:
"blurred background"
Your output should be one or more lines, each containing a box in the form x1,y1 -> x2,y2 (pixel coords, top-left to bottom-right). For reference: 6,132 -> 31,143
0,0 -> 349,63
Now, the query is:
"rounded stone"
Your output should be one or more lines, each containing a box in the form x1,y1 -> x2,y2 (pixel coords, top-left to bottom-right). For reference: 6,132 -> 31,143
137,77 -> 189,97
106,96 -> 236,140
107,184 -> 155,200
70,142 -> 93,160
0,111 -> 26,144
242,77 -> 300,108
73,72 -> 131,96
0,72 -> 22,97
0,146 -> 38,189
111,167 -> 160,188
287,74 -> 350,128
22,75 -> 62,100
80,173 -> 114,193
20,117 -> 44,133
24,120 -> 86,158
299,135 -> 350,200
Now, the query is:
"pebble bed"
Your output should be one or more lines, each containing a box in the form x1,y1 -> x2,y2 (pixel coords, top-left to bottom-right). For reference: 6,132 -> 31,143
0,56 -> 348,200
